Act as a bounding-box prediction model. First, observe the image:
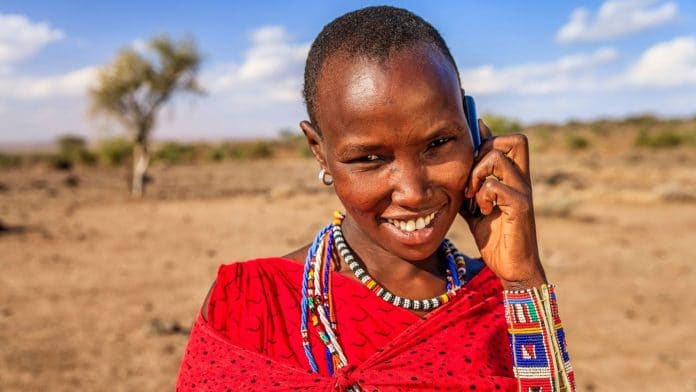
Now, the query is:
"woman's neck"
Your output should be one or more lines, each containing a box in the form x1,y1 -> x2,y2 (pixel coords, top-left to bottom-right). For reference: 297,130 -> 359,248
340,215 -> 447,293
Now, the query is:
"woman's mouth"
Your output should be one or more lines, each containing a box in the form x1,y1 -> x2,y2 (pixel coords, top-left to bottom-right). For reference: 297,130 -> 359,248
385,212 -> 436,233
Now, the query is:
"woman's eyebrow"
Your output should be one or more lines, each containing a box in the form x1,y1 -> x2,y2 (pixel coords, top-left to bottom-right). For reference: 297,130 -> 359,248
336,143 -> 382,157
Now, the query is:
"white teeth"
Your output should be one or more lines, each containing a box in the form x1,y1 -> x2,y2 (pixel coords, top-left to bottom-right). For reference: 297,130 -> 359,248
386,211 -> 437,232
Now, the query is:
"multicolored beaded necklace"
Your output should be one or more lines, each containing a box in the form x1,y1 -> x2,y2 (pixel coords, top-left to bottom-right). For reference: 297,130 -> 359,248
300,211 -> 470,377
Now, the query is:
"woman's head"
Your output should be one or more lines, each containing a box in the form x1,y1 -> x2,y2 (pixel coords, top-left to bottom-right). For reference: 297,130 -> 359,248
301,6 -> 475,262
303,6 -> 461,129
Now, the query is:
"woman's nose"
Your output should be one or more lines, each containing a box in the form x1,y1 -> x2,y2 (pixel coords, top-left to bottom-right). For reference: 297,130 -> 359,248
390,162 -> 432,208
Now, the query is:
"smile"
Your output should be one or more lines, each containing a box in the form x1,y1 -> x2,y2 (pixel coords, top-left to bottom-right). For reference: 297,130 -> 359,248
385,211 -> 437,233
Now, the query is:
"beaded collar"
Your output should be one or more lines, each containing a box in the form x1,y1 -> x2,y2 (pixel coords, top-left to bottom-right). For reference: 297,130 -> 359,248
300,211 -> 470,378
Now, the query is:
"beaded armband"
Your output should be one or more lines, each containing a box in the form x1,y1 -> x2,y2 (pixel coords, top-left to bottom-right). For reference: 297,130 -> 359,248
503,285 -> 575,391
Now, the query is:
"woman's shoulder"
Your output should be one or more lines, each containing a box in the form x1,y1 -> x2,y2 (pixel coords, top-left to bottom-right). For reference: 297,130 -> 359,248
215,256 -> 303,283
202,256 -> 304,323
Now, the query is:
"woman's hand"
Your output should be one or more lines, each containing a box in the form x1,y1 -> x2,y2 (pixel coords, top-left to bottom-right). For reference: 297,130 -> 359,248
460,120 -> 547,290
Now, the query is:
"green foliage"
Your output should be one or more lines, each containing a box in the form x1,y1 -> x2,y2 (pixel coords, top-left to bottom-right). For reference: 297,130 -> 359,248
154,141 -> 197,164
89,36 -> 203,138
97,137 -> 132,166
624,114 -> 658,127
0,153 -> 22,168
57,134 -> 86,152
686,128 -> 696,146
635,129 -> 683,148
589,119 -> 611,135
208,144 -> 227,161
565,134 -> 590,150
202,141 -> 275,161
481,114 -> 522,135
247,141 -> 274,159
55,134 -> 97,166
564,119 -> 584,128
635,129 -> 684,148
278,128 -> 312,158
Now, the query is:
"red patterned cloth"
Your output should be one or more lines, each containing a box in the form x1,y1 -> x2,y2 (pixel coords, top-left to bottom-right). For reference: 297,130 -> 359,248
176,257 -> 518,391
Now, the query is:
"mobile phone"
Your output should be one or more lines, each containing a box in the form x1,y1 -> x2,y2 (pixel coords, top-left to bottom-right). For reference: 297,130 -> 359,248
462,91 -> 481,216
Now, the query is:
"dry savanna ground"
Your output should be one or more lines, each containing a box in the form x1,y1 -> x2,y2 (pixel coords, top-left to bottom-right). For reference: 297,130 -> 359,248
1,131 -> 695,391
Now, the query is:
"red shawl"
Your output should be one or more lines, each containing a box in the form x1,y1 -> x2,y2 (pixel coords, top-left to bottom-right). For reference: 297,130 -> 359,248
176,257 -> 517,391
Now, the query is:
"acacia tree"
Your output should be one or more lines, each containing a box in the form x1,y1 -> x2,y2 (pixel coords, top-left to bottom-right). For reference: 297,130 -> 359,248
90,36 -> 203,197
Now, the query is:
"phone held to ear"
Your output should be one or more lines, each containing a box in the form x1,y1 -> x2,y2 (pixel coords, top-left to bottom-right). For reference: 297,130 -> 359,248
463,92 -> 482,217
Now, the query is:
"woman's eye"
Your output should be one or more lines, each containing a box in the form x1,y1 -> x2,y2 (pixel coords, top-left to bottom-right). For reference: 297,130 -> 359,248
354,154 -> 379,162
429,137 -> 452,149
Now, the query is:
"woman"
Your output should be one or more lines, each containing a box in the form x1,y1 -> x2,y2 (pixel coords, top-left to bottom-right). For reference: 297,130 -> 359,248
177,6 -> 574,391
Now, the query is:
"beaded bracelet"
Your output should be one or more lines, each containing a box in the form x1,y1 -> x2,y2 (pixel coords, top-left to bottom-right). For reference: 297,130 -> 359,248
503,285 -> 575,391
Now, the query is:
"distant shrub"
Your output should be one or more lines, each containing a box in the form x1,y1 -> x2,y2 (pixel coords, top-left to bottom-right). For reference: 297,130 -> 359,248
57,134 -> 86,151
79,150 -> 98,165
248,141 -> 274,159
565,134 -> 590,150
208,144 -> 227,161
51,155 -> 74,170
298,144 -> 313,158
98,137 -> 132,166
687,128 -> 696,146
564,119 -> 585,128
279,129 -> 312,158
624,114 -> 658,127
0,153 -> 22,168
204,141 -> 276,161
481,114 -> 522,135
589,120 -> 611,135
635,129 -> 682,148
56,134 -> 97,166
154,142 -> 197,164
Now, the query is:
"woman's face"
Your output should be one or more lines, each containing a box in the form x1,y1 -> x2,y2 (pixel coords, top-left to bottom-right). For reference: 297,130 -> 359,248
303,44 -> 475,262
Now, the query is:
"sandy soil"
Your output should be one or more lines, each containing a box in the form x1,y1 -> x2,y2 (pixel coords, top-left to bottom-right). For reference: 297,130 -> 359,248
1,148 -> 695,391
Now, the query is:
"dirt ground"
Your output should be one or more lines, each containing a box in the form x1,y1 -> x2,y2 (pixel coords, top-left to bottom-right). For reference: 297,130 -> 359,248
1,148 -> 695,391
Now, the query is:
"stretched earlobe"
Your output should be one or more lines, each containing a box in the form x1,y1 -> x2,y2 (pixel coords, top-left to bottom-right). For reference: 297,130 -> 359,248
300,120 -> 327,169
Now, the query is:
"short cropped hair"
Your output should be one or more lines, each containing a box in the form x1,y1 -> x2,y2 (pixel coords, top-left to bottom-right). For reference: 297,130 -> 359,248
303,6 -> 461,128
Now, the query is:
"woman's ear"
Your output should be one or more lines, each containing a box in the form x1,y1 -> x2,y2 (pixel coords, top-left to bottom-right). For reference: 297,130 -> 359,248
300,120 -> 328,170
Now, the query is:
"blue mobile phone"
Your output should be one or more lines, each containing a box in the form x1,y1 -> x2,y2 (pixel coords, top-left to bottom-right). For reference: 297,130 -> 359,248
462,92 -> 481,216
464,94 -> 481,153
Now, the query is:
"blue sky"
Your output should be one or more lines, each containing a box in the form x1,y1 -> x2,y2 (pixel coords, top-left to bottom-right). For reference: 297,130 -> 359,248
1,1 -> 695,144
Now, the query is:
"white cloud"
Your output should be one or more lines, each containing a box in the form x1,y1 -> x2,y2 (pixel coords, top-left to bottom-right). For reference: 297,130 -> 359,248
0,66 -> 97,99
0,13 -> 93,100
129,38 -> 148,53
0,13 -> 64,64
205,25 -> 310,103
627,36 -> 696,86
460,47 -> 619,95
556,0 -> 677,44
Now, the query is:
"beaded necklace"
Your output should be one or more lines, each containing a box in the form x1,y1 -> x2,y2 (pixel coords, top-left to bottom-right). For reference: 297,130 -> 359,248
300,211 -> 469,378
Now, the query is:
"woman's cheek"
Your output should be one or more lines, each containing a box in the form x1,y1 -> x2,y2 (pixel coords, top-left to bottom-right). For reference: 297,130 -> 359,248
430,159 -> 470,194
333,170 -> 391,214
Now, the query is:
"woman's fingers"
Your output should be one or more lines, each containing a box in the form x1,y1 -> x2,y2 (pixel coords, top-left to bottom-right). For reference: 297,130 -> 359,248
475,122 -> 531,183
466,148 -> 529,199
474,176 -> 530,216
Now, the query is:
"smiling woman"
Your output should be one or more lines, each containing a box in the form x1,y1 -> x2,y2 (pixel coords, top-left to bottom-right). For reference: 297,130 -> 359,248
176,6 -> 574,391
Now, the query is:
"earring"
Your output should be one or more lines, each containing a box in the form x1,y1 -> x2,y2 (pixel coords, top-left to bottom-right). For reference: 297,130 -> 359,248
318,169 -> 333,186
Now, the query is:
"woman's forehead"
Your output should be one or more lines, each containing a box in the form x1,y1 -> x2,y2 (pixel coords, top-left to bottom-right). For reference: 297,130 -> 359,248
314,46 -> 462,132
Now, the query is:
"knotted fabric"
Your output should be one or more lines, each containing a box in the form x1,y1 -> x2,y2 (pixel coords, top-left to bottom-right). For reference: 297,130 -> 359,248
176,257 -> 518,391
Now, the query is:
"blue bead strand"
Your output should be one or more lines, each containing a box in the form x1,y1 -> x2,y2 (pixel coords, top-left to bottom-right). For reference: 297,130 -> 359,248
445,243 -> 461,288
300,223 -> 332,373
